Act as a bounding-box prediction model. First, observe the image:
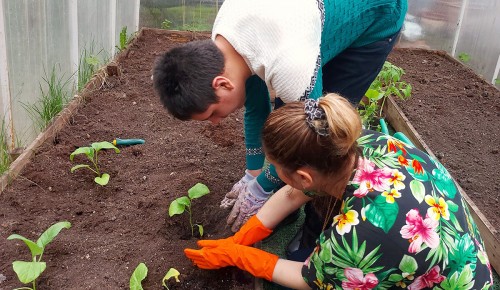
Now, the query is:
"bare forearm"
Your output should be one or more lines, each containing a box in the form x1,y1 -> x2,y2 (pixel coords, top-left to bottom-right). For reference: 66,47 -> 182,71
256,185 -> 311,229
272,259 -> 311,289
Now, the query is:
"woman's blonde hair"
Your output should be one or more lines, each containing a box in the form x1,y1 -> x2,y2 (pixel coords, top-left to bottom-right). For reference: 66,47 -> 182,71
262,93 -> 362,192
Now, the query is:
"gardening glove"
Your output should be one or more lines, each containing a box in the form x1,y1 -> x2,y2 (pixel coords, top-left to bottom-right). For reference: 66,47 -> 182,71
220,170 -> 256,209
184,239 -> 279,281
232,214 -> 273,245
199,215 -> 273,248
227,179 -> 271,233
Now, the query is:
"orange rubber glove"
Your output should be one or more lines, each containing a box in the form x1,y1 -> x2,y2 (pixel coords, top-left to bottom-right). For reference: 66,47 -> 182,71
192,215 -> 272,249
184,239 -> 279,281
232,214 -> 272,245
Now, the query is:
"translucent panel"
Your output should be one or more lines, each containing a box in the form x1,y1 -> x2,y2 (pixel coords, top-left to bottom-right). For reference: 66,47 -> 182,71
454,0 -> 500,84
4,0 -> 47,143
116,0 -> 140,41
140,0 -> 220,31
45,1 -> 73,77
78,0 -> 113,63
398,0 -> 500,87
1,0 -> 138,146
400,0 -> 462,51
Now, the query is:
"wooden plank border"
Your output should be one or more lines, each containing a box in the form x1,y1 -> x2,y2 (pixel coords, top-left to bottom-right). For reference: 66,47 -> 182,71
384,96 -> 500,273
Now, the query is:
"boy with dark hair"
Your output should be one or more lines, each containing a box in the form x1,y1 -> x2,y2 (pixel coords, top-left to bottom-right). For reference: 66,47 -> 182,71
154,0 -> 407,232
154,40 -> 225,120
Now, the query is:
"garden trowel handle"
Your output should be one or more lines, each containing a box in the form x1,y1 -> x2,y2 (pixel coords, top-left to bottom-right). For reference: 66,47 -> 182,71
112,138 -> 145,146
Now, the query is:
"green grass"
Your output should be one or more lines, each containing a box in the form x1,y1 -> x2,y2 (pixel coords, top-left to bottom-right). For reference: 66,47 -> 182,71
78,41 -> 109,91
22,41 -> 110,133
0,120 -> 11,174
115,26 -> 137,53
21,66 -> 73,131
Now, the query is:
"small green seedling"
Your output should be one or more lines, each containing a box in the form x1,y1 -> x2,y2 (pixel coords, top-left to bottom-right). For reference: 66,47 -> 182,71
130,263 -> 148,290
161,19 -> 172,29
116,26 -> 136,52
359,61 -> 412,130
70,141 -> 120,186
458,52 -> 471,63
7,221 -> 71,290
169,183 -> 210,237
495,78 -> 500,85
162,268 -> 180,290
116,26 -> 128,52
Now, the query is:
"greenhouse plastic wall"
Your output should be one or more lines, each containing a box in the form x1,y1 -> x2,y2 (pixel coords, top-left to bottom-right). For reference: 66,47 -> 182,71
399,0 -> 500,87
0,0 -> 139,149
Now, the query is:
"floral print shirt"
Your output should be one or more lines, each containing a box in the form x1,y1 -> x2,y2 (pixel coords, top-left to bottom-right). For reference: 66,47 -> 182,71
302,130 -> 493,290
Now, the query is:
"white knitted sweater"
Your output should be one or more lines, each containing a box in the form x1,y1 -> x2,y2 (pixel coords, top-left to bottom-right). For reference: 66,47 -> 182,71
212,0 -> 322,103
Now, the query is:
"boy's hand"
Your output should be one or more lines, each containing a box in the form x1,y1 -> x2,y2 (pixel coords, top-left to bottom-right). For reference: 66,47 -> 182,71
220,170 -> 256,209
226,179 -> 271,232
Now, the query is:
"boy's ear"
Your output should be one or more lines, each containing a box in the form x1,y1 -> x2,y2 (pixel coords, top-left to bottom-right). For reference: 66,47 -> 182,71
212,76 -> 234,90
296,169 -> 314,189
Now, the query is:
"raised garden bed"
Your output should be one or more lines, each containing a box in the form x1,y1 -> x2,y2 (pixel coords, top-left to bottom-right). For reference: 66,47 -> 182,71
0,29 -> 498,289
0,29 -> 251,290
386,49 -> 499,271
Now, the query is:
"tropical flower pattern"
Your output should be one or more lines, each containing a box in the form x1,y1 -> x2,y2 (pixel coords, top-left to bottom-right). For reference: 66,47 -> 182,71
302,130 -> 493,289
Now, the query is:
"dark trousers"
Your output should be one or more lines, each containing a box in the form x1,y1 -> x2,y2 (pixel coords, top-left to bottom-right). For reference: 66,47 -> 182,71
322,30 -> 401,104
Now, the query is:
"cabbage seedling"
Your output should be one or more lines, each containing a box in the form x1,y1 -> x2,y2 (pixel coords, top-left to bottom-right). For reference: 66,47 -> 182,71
130,262 -> 148,290
70,141 -> 120,186
162,268 -> 180,290
7,221 -> 71,290
169,183 -> 210,237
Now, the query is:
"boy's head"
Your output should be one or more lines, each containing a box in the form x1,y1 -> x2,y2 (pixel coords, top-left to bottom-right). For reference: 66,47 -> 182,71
153,39 -> 225,120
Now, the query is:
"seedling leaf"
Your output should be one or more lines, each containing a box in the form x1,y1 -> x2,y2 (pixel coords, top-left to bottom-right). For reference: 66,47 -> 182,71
37,221 -> 71,249
188,183 -> 210,199
70,146 -> 93,161
365,88 -> 382,100
12,261 -> 46,284
176,196 -> 191,206
71,164 -> 91,172
458,52 -> 470,63
197,224 -> 204,237
130,262 -> 148,290
162,268 -> 180,289
169,197 -> 190,216
95,173 -> 110,186
7,235 -> 43,257
91,141 -> 120,153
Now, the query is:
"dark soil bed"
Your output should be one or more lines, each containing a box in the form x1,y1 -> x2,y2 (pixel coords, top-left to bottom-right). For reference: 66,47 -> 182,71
0,29 -> 498,290
0,29 -> 251,290
388,49 -> 500,239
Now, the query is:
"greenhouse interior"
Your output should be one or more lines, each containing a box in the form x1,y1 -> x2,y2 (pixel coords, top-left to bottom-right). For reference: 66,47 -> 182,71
0,0 -> 499,289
